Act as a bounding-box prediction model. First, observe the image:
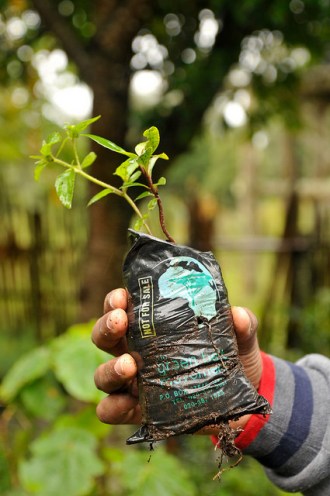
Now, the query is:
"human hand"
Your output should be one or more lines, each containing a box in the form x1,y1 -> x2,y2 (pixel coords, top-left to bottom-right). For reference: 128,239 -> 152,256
92,289 -> 263,432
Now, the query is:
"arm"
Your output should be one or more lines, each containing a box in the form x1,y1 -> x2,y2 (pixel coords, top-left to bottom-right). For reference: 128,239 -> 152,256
237,353 -> 330,495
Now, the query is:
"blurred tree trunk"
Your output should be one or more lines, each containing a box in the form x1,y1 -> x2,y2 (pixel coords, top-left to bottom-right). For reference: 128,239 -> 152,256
32,0 -> 153,319
188,193 -> 218,252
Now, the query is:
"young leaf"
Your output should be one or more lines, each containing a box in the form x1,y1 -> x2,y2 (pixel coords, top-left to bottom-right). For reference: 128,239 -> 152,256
81,151 -> 97,169
135,141 -> 147,156
114,158 -> 139,182
84,134 -> 135,157
72,115 -> 101,134
55,169 -> 76,209
87,188 -> 113,206
155,176 -> 166,186
146,153 -> 169,176
64,115 -> 101,139
148,198 -> 158,211
133,218 -> 144,231
40,132 -> 62,157
126,170 -> 141,184
143,126 -> 160,154
34,159 -> 48,181
135,191 -> 153,201
137,147 -> 153,168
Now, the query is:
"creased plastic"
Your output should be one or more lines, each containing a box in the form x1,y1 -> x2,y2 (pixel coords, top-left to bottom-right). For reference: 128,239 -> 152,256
122,230 -> 271,444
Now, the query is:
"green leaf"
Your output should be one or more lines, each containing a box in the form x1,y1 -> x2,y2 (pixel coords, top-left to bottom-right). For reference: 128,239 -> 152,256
55,169 -> 76,209
114,158 -> 139,182
135,191 -> 153,201
40,132 -> 61,157
81,151 -> 96,169
72,115 -> 101,134
0,347 -> 51,403
116,447 -> 197,496
148,198 -> 158,211
55,405 -> 110,439
121,181 -> 146,190
87,188 -> 113,206
65,116 -> 101,139
133,214 -> 149,232
155,176 -> 166,186
135,142 -> 147,156
137,147 -> 153,167
126,170 -> 141,184
19,427 -> 104,496
146,153 -> 169,176
20,375 -> 66,421
34,159 -> 48,181
52,328 -> 108,403
143,126 -> 160,153
84,134 -> 134,157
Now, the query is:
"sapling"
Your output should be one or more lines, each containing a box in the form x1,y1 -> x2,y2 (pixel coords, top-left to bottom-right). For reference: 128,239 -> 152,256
32,115 -> 174,242
33,116 -> 271,477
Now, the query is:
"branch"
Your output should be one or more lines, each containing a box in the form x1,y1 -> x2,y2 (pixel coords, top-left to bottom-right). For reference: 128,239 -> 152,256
31,0 -> 91,80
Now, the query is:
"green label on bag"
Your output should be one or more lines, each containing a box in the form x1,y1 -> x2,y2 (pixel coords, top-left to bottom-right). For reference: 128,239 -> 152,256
158,256 -> 217,321
138,276 -> 156,338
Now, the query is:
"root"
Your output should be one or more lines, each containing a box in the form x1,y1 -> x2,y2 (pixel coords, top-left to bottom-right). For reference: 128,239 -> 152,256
213,422 -> 243,481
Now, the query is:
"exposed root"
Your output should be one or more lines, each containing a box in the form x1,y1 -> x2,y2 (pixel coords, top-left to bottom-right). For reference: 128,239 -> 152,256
213,422 -> 243,481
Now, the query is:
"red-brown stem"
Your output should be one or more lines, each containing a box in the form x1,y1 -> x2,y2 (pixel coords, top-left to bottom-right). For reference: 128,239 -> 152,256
139,166 -> 175,243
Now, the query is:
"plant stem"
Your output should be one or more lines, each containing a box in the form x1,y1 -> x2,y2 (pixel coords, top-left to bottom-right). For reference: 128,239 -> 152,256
139,166 -> 175,243
72,139 -> 81,169
52,156 -> 152,235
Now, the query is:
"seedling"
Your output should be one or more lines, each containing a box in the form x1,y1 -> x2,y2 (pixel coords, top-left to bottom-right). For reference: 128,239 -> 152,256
31,115 -> 174,242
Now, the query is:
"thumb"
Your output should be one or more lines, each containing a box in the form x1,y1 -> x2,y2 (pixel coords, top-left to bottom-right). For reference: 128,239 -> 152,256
232,306 -> 262,389
232,306 -> 258,353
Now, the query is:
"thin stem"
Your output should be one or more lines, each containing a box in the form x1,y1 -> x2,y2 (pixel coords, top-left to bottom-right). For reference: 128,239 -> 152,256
139,166 -> 175,243
72,139 -> 81,169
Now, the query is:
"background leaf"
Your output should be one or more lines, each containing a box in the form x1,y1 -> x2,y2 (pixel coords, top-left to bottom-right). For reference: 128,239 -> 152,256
19,427 -> 104,496
20,375 -> 67,421
0,347 -> 51,403
115,447 -> 197,496
52,326 -> 108,403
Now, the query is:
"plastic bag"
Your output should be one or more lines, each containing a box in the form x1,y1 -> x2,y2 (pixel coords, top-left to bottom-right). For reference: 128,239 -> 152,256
123,230 -> 271,444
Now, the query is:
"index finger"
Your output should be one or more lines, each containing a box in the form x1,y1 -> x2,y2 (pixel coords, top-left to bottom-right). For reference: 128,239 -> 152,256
91,289 -> 129,356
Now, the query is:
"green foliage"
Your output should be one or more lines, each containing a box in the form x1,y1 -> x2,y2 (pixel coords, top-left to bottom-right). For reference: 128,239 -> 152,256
32,117 -> 170,238
0,318 -> 296,496
51,324 -> 107,403
0,347 -> 51,403
111,446 -> 197,496
19,427 -> 104,496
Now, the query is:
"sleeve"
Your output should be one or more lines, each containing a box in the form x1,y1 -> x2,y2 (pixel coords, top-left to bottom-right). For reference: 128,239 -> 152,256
235,352 -> 330,495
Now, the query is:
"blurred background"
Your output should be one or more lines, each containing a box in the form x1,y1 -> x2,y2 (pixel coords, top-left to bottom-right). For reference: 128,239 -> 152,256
0,1 -> 329,495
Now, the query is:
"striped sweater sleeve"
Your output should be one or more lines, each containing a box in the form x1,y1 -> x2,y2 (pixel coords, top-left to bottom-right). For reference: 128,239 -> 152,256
235,352 -> 330,495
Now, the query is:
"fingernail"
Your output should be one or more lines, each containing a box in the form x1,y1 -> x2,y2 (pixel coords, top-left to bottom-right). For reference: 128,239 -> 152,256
114,357 -> 124,376
109,291 -> 115,309
106,313 -> 114,331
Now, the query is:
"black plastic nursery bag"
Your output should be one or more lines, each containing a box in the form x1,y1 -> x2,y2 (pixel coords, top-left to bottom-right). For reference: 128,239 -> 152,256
123,230 -> 271,444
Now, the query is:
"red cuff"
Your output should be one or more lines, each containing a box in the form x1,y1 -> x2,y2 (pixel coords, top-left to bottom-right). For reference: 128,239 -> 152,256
211,352 -> 275,450
234,352 -> 275,450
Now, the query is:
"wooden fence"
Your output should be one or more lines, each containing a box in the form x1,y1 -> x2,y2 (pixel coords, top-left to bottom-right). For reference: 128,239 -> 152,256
0,178 -> 88,341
